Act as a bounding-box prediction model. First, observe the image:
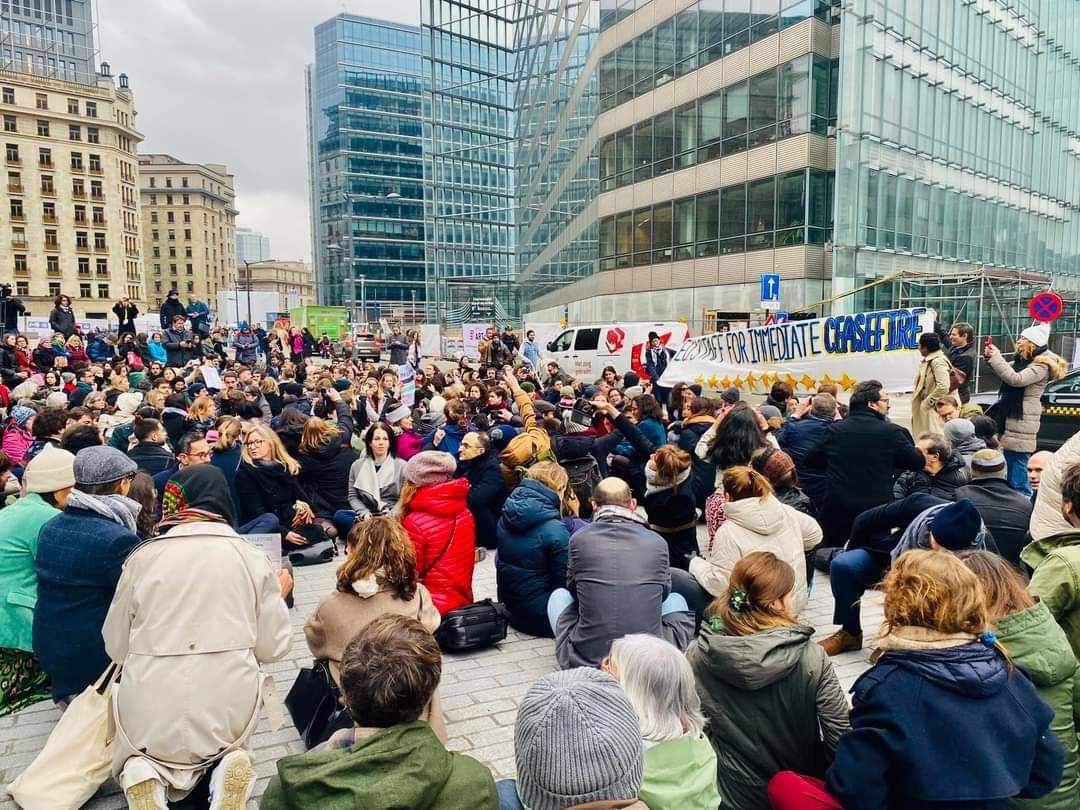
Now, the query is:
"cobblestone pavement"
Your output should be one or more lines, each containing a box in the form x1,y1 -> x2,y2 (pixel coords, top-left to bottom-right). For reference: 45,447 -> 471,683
0,534 -> 884,809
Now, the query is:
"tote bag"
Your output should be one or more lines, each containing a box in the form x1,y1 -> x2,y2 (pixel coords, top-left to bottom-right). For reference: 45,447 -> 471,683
7,664 -> 117,810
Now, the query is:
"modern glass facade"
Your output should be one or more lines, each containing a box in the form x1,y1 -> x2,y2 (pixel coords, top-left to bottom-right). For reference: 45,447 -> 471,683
422,0 -> 518,323
306,15 -> 428,319
833,0 -> 1080,328
0,0 -> 96,86
235,225 -> 272,264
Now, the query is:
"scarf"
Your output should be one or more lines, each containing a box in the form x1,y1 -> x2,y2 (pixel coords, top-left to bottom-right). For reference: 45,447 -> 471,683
996,346 -> 1045,428
874,625 -> 978,654
160,465 -> 237,529
593,504 -> 648,525
66,489 -> 141,533
353,455 -> 399,512
644,461 -> 692,496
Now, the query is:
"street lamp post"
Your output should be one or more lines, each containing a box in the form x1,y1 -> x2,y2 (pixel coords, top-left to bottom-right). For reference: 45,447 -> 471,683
240,259 -> 279,326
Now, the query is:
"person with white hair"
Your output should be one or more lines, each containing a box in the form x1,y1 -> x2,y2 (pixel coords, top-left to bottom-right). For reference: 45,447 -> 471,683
603,634 -> 721,810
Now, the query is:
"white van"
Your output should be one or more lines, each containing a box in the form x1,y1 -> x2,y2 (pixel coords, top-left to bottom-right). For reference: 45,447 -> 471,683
543,322 -> 691,381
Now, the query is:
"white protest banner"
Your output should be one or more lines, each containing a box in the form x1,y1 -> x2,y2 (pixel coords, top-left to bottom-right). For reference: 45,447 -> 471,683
462,323 -> 489,360
398,363 -> 416,407
420,323 -> 441,358
199,364 -> 223,391
658,307 -> 936,395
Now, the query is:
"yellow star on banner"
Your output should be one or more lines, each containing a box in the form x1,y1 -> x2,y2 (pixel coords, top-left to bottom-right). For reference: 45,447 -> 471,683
720,376 -> 731,389
745,371 -> 757,390
733,375 -> 745,390
694,375 -> 705,386
819,373 -> 834,387
758,372 -> 771,388
799,374 -> 816,390
706,375 -> 720,389
784,373 -> 797,390
839,372 -> 856,391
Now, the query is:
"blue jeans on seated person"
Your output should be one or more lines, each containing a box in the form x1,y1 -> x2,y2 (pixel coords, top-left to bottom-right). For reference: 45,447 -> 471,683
332,509 -> 357,540
829,548 -> 886,636
496,779 -> 524,810
545,587 -> 689,636
238,513 -> 280,535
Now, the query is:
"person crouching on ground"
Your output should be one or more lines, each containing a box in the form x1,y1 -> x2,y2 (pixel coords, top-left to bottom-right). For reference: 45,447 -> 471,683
304,516 -> 445,740
105,465 -> 291,810
261,614 -> 498,810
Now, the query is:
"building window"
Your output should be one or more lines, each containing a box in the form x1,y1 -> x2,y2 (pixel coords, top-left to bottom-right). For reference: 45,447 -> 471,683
40,175 -> 54,194
184,247 -> 192,258
48,282 -> 60,298
85,101 -> 97,118
72,178 -> 85,197
43,228 -> 58,249
80,282 -> 92,298
168,230 -> 175,241
165,177 -> 172,188
42,201 -> 55,221
150,211 -> 158,224
67,98 -> 79,115
3,115 -> 15,133
9,198 -> 23,218
90,181 -> 102,199
51,256 -> 63,274
15,281 -> 28,296
38,147 -> 51,167
182,194 -> 189,204
184,229 -> 191,241
6,170 -> 18,192
153,264 -> 161,275
36,119 -> 48,136
88,154 -> 101,172
94,232 -> 106,249
169,246 -> 176,258
186,281 -> 193,293
183,211 -> 190,223
166,211 -> 174,223
76,231 -> 89,248
34,93 -> 46,110
92,206 -> 104,225
10,226 -> 24,247
97,284 -> 108,299
71,152 -> 83,169
87,127 -> 99,144
74,204 -> 86,223
181,177 -> 188,188
96,259 -> 108,275
13,254 -> 26,272
68,124 -> 81,141
2,88 -> 13,104
186,264 -> 193,275
152,247 -> 160,258
5,143 -> 18,163
166,194 -> 173,205
170,264 -> 177,275
149,176 -> 156,188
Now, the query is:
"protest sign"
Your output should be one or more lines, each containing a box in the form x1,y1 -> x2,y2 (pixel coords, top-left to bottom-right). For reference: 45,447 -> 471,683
462,323 -> 489,360
420,323 -> 441,358
658,307 -> 935,395
199,364 -> 223,391
398,363 -> 416,407
243,533 -> 282,571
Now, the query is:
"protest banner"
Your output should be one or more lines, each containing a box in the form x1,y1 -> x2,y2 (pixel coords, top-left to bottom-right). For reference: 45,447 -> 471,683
398,363 -> 416,407
658,307 -> 935,395
462,323 -> 488,360
420,323 -> 441,358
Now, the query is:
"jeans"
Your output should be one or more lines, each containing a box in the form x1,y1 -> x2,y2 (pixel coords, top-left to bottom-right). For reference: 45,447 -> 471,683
545,588 -> 690,636
496,780 -> 525,810
1004,450 -> 1033,496
332,509 -> 357,540
829,549 -> 885,635
238,513 -> 280,535
669,567 -> 713,625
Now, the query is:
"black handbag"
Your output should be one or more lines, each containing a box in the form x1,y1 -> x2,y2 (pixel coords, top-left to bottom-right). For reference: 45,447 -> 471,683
284,661 -> 352,749
287,523 -> 337,567
434,599 -> 510,652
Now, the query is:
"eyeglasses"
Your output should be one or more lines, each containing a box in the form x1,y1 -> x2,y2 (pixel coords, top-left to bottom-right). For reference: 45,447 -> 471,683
245,438 -> 266,448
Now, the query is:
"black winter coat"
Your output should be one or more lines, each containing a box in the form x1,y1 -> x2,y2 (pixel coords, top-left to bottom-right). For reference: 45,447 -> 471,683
677,415 -> 717,509
848,493 -> 945,565
159,297 -> 186,329
0,344 -> 21,385
234,460 -> 309,528
642,483 -> 698,570
32,345 -> 56,370
776,416 -> 831,508
160,408 -> 197,450
298,440 -> 360,518
954,478 -> 1034,566
127,442 -> 177,477
553,413 -> 653,477
455,451 -> 508,549
49,306 -> 76,337
947,342 -> 977,403
806,409 -> 924,513
893,453 -> 970,501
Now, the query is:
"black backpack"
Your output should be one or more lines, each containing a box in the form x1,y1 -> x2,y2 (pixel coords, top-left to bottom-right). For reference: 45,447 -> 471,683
561,455 -> 601,519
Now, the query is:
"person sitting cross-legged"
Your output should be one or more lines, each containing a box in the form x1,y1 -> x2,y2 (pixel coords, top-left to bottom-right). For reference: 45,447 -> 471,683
260,614 -> 499,810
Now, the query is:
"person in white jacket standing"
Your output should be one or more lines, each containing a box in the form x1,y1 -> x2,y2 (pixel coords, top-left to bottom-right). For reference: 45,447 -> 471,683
672,466 -> 822,621
104,465 -> 291,810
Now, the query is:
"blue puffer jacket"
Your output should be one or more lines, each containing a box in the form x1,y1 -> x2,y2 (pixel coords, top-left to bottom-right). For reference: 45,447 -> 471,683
496,479 -> 570,638
826,643 -> 1064,809
86,333 -> 114,363
33,506 -> 140,701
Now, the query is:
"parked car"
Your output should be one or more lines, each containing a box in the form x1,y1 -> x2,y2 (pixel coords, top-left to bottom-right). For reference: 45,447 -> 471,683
973,368 -> 1080,451
353,332 -> 382,363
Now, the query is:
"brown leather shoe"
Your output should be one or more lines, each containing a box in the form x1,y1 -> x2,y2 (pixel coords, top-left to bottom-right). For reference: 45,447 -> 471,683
819,629 -> 863,656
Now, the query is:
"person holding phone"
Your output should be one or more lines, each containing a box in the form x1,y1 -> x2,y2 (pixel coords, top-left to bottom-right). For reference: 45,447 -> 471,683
112,298 -> 139,337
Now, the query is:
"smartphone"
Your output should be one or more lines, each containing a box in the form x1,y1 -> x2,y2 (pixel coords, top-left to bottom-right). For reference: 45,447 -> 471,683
984,336 -> 993,347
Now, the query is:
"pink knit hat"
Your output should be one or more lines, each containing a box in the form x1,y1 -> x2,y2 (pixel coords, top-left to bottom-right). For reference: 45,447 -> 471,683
404,450 -> 457,486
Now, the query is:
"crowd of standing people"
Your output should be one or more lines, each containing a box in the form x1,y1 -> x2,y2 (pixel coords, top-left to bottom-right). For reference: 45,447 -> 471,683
0,302 -> 1076,810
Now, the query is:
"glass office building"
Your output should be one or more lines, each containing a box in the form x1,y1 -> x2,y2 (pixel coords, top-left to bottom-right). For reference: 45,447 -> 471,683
306,15 -> 428,320
421,0 -> 518,323
0,0 -> 97,85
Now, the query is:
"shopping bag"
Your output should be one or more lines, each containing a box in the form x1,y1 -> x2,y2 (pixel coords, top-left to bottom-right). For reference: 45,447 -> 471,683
7,664 -> 118,810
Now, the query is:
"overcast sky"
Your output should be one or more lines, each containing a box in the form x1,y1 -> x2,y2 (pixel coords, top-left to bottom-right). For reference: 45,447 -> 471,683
98,0 -> 420,263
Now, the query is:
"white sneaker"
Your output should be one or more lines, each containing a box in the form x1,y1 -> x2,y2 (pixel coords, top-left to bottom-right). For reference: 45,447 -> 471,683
208,750 -> 255,810
124,778 -> 167,810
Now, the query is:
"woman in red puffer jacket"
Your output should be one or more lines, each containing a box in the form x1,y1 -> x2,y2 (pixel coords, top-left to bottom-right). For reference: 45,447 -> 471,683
399,450 -> 476,614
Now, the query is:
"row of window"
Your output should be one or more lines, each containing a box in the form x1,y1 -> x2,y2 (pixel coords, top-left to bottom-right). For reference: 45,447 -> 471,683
152,264 -> 197,276
10,224 -> 107,248
8,198 -> 104,224
600,54 -> 836,190
5,143 -> 104,171
598,168 -> 832,267
147,175 -> 190,189
1,86 -> 98,118
150,229 -> 195,241
153,281 -> 196,295
599,0 -> 833,112
2,114 -> 99,142
152,246 -> 194,259
10,280 -> 113,299
149,210 -> 192,224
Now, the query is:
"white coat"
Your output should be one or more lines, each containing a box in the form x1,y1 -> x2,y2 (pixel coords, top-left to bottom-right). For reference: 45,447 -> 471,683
103,521 -> 291,793
688,494 -> 822,615
1030,430 -> 1080,541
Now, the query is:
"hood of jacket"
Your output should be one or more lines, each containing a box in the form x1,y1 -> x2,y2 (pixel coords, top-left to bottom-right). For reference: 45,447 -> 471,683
937,453 -> 968,481
273,723 -> 459,807
1021,529 -> 1080,571
883,643 -> 1008,698
500,478 -> 561,532
410,477 -> 469,516
693,622 -> 815,689
1032,350 -> 1069,382
722,494 -> 787,536
951,434 -> 986,457
303,438 -> 344,464
995,600 -> 1078,689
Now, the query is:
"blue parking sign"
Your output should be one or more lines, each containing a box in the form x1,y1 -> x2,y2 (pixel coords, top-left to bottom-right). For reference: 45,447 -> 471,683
760,273 -> 781,305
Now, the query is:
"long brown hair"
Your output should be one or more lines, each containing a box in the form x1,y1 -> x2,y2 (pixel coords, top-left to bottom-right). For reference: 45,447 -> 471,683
397,480 -> 420,518
652,445 -> 691,488
957,550 -> 1035,622
709,551 -> 796,636
336,516 -> 418,600
299,416 -> 342,454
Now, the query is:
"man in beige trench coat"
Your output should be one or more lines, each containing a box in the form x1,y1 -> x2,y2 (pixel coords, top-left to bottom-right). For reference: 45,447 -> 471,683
911,332 -> 955,438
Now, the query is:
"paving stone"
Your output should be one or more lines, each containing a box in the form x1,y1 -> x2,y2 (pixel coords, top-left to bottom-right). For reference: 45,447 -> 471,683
0,528 -> 872,808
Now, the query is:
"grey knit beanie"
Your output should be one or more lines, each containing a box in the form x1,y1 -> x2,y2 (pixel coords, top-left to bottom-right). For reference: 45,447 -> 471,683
514,668 -> 644,810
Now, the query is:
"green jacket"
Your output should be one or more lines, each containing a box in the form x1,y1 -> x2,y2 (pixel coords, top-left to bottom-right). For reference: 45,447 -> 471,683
259,722 -> 498,810
0,493 -> 58,652
1022,531 -> 1080,661
639,733 -> 721,810
996,600 -> 1079,810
